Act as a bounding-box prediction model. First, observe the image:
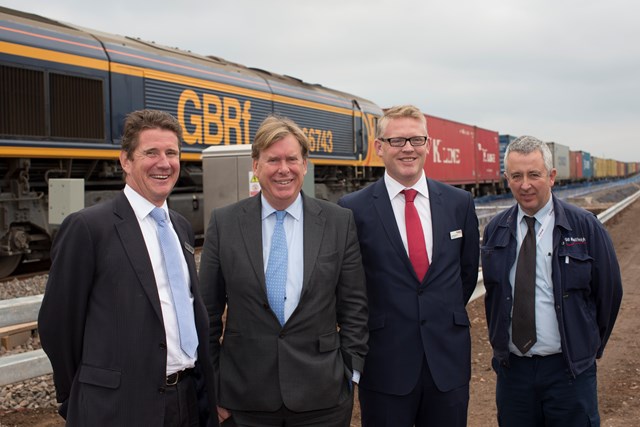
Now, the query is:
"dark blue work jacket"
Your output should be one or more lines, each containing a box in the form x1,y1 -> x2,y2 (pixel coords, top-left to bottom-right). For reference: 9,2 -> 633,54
481,196 -> 622,377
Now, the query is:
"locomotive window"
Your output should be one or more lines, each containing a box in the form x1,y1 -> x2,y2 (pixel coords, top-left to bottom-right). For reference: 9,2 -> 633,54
0,64 -> 46,136
50,73 -> 104,139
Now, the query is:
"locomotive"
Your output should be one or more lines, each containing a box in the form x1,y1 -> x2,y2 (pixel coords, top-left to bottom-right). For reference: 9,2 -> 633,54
0,6 -> 383,277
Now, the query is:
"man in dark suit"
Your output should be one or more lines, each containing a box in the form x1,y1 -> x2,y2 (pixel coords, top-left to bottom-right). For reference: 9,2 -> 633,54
39,110 -> 218,426
338,105 -> 479,427
199,115 -> 368,426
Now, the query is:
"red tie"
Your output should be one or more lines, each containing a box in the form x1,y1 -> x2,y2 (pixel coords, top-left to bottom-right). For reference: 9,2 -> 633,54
402,189 -> 429,281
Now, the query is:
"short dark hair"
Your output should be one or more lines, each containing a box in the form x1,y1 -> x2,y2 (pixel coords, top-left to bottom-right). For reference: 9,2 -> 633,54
121,110 -> 183,160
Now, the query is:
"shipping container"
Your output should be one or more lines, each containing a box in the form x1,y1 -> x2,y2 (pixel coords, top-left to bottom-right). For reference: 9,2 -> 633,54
592,156 -> 605,179
569,151 -> 583,181
498,134 -> 517,174
547,142 -> 570,182
423,114 -> 476,186
474,126 -> 500,193
607,159 -> 618,177
581,151 -> 592,180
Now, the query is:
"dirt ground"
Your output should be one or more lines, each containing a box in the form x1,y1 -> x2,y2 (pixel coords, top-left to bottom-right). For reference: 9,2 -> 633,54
2,200 -> 638,426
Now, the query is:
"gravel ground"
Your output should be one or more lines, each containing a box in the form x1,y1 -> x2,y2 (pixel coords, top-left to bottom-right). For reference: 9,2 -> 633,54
0,274 -> 56,414
0,275 -> 47,301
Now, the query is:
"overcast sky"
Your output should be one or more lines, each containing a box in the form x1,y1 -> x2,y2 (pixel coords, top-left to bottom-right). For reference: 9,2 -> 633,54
4,0 -> 639,161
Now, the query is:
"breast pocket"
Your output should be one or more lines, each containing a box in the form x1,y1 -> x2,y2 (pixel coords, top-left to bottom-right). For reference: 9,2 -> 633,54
481,238 -> 509,284
558,250 -> 593,291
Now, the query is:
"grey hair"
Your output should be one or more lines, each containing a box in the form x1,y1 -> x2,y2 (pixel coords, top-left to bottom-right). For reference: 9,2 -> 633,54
504,135 -> 553,173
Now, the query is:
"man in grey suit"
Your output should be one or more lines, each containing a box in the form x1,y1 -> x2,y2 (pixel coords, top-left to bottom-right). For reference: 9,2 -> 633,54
199,115 -> 368,426
39,110 -> 218,426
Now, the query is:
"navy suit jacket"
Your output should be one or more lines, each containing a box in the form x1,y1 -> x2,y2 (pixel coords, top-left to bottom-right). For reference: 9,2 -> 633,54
339,178 -> 479,394
39,191 -> 218,426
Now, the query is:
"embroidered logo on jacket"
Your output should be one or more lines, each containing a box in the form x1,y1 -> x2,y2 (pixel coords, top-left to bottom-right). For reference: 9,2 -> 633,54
564,236 -> 587,246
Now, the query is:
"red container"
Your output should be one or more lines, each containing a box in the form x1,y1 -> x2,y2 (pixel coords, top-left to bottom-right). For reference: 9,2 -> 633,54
474,126 -> 500,183
423,114 -> 476,185
570,151 -> 583,180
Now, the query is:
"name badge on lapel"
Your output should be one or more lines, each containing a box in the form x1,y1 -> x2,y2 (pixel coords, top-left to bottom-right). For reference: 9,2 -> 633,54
183,242 -> 195,254
450,229 -> 463,240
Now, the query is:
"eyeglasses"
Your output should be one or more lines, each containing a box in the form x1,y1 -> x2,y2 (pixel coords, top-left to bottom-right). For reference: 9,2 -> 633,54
379,136 -> 428,147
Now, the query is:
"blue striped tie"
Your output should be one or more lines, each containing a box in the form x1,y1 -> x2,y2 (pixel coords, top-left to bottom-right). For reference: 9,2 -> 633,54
150,207 -> 198,358
266,210 -> 288,325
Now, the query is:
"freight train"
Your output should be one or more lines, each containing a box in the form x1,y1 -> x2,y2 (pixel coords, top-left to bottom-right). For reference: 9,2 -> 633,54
0,6 -> 637,278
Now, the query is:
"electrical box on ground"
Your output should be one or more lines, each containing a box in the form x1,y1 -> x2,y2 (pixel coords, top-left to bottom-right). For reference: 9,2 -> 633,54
49,179 -> 85,225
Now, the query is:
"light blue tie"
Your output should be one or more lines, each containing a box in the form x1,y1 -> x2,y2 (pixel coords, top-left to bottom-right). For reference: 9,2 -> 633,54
266,210 -> 288,326
150,207 -> 198,358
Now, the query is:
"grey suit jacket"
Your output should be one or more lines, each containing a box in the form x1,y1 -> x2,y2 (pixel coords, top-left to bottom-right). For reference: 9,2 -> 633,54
199,192 -> 368,412
39,191 -> 218,426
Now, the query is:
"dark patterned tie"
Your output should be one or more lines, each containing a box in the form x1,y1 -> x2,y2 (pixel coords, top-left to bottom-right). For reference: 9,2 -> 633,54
402,189 -> 429,281
512,215 -> 537,354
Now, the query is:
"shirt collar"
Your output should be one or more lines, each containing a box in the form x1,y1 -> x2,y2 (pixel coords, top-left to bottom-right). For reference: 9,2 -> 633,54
123,184 -> 168,221
260,192 -> 303,221
383,170 -> 429,200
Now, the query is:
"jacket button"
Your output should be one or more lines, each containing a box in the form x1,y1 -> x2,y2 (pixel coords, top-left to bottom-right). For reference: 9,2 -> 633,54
158,387 -> 165,393
420,320 -> 426,326
279,333 -> 285,339
263,303 -> 270,309
418,290 -> 423,296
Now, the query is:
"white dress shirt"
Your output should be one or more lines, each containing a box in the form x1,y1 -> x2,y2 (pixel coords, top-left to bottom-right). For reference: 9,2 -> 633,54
124,185 -> 196,374
383,171 -> 433,264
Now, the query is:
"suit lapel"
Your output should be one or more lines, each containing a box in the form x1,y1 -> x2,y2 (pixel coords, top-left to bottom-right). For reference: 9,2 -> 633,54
427,179 -> 445,270
371,180 -> 417,280
301,194 -> 325,294
238,196 -> 267,291
113,193 -> 164,322
169,211 -> 197,292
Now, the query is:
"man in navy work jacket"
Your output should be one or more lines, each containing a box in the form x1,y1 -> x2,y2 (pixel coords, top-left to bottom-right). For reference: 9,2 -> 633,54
481,135 -> 622,426
339,105 -> 479,427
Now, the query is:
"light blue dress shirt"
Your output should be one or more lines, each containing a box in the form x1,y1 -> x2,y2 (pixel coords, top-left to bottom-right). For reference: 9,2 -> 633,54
509,196 -> 562,356
261,194 -> 304,323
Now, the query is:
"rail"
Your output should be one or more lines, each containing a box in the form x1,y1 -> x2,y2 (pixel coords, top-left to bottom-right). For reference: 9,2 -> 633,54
1,189 -> 639,386
597,188 -> 640,224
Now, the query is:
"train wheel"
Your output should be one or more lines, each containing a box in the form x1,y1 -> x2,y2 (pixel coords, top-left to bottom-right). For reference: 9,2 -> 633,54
0,254 -> 22,279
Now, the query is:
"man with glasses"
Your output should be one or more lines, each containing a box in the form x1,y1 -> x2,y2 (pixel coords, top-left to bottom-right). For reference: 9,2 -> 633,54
338,105 -> 479,426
